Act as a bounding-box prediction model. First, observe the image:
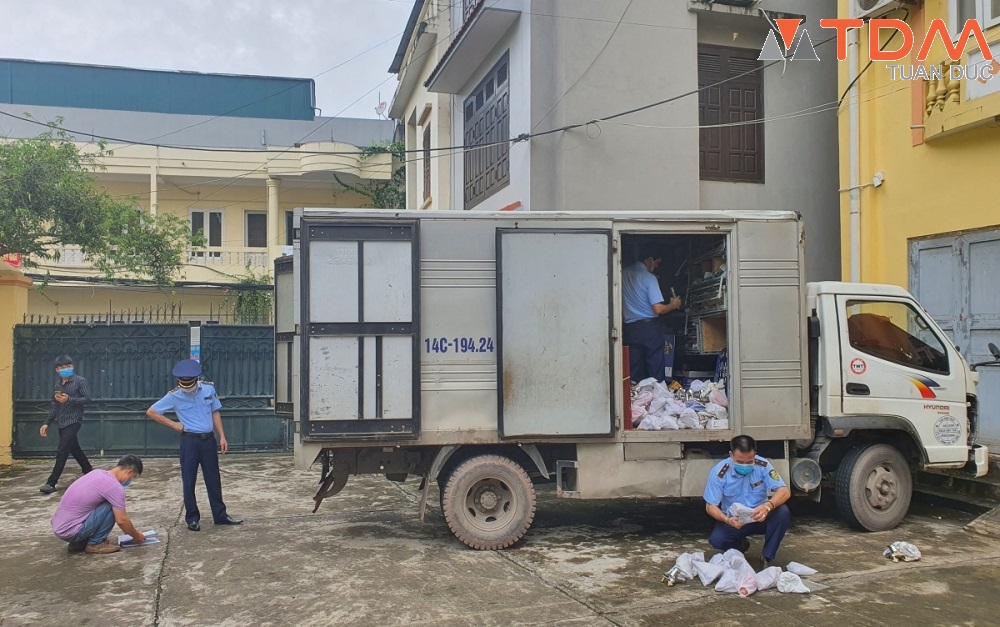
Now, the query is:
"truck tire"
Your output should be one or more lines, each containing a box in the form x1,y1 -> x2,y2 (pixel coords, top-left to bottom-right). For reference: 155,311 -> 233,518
835,443 -> 913,532
441,454 -> 536,550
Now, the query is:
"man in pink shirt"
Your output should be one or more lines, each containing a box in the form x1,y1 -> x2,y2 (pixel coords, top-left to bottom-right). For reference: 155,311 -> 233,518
50,454 -> 146,554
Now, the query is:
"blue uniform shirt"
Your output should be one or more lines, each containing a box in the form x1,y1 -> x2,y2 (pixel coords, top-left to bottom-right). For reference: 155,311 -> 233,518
151,382 -> 222,434
623,262 -> 665,324
703,455 -> 787,513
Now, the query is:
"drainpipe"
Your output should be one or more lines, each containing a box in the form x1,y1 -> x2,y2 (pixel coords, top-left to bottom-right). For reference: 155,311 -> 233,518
848,27 -> 861,283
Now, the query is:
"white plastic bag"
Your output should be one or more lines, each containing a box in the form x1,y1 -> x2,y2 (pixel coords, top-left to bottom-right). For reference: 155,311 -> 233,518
633,391 -> 653,408
690,379 -> 707,393
722,548 -> 749,570
777,572 -> 811,594
786,562 -> 818,577
728,502 -> 756,525
694,561 -> 724,586
705,403 -> 729,422
637,378 -> 659,393
674,553 -> 697,579
663,399 -> 685,417
709,388 -> 729,408
736,564 -> 759,598
648,395 -> 668,415
883,541 -> 922,562
755,566 -> 782,591
715,568 -> 739,593
678,408 -> 702,429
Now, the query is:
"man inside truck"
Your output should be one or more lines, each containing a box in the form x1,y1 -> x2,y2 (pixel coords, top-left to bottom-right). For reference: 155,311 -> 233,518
703,435 -> 792,567
622,246 -> 683,382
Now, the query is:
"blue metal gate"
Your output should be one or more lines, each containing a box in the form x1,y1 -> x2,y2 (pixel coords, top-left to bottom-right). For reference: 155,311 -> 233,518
12,321 -> 285,458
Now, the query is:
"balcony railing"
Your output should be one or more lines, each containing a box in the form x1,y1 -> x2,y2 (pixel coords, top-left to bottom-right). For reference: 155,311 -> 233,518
39,245 -> 269,275
463,0 -> 482,23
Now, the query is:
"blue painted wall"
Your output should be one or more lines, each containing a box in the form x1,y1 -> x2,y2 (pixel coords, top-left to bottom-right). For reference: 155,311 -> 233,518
0,59 -> 316,120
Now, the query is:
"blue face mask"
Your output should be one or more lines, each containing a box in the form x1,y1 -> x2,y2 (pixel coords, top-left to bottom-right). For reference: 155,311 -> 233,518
58,367 -> 74,378
123,480 -> 132,488
734,463 -> 754,476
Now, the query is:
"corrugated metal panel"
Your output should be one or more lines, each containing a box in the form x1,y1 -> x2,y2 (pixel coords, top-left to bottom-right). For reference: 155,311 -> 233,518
0,59 -> 315,120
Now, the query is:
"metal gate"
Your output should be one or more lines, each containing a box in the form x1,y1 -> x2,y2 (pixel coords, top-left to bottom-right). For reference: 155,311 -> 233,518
12,320 -> 284,458
911,228 -> 1000,449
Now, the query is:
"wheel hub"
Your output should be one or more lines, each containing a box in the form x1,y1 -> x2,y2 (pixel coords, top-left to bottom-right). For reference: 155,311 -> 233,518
475,486 -> 499,511
865,465 -> 898,509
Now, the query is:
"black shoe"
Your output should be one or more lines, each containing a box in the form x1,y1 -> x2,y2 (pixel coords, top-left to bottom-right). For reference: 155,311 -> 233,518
741,538 -> 751,553
762,557 -> 773,569
215,516 -> 243,526
39,484 -> 56,494
187,522 -> 201,531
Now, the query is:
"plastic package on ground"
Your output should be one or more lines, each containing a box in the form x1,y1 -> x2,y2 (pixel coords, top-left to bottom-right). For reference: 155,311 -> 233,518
883,541 -> 922,562
728,502 -> 756,525
678,408 -> 702,429
736,564 -> 759,598
709,553 -> 726,566
694,561 -> 725,586
715,568 -> 739,593
662,565 -> 689,586
785,562 -> 818,576
673,551 -> 705,579
722,549 -> 750,571
755,566 -> 782,591
777,572 -> 811,594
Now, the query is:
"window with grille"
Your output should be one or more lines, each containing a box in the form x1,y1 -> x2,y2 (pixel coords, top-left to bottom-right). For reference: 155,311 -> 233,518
698,45 -> 764,183
423,124 -> 432,202
463,52 -> 510,209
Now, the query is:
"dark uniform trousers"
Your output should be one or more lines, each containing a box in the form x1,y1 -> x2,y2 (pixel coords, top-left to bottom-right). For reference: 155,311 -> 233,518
708,504 -> 792,561
180,433 -> 229,525
623,318 -> 666,383
47,423 -> 93,486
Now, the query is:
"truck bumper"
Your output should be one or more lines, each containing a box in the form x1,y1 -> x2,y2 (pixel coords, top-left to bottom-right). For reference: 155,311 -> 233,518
970,444 -> 989,478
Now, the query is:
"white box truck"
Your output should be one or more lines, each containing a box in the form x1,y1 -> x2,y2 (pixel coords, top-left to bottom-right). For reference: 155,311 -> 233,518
274,209 -> 992,550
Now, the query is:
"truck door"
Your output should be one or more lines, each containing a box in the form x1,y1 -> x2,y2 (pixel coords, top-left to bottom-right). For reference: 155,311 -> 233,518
496,228 -> 615,438
838,296 -> 967,463
300,221 -> 420,439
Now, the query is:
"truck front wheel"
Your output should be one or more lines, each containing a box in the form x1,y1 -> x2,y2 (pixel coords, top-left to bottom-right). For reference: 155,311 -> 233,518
441,454 -> 537,550
835,443 -> 913,531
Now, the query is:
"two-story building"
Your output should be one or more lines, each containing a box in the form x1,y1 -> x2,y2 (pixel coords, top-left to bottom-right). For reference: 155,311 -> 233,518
0,58 -> 394,321
833,0 -> 1000,447
389,0 -> 841,281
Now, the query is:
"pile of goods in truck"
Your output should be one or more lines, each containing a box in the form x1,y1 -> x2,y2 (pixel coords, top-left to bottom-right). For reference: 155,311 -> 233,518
631,377 -> 729,430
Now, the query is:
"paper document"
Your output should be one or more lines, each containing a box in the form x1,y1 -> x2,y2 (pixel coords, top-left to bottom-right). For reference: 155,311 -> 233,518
118,530 -> 160,547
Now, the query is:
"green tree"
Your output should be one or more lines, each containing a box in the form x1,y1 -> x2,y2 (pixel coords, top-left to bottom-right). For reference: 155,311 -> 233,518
333,140 -> 406,209
0,122 -> 197,285
223,268 -> 273,324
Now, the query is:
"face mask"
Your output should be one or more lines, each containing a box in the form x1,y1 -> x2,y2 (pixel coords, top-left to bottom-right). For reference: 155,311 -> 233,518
734,463 -> 754,476
123,480 -> 132,488
178,378 -> 198,392
58,368 -> 74,378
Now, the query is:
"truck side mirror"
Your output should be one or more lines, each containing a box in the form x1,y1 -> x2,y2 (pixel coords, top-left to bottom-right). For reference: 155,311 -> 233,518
990,343 -> 1000,361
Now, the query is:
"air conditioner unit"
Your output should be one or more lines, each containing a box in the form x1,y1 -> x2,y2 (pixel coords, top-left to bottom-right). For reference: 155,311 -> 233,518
850,0 -> 917,20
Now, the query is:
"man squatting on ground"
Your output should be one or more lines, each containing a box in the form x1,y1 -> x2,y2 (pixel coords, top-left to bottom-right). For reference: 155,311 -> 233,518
704,435 -> 792,567
50,455 -> 145,554
39,355 -> 94,494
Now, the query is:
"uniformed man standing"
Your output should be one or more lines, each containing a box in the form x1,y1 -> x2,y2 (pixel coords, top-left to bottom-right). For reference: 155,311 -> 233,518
146,359 -> 242,531
703,435 -> 791,567
622,247 -> 682,383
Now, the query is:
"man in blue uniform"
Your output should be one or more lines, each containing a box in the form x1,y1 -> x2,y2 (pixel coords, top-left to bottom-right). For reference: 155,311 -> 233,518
622,246 -> 682,383
146,359 -> 242,531
703,435 -> 791,567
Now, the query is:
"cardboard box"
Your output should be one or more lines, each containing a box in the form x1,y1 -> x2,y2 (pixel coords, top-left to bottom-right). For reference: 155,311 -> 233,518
700,315 -> 728,353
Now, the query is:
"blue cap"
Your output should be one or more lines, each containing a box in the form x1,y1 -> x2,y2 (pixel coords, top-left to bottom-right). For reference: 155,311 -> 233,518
171,359 -> 202,378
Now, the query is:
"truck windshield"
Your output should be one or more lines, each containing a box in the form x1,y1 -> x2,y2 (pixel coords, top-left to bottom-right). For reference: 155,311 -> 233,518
846,300 -> 950,374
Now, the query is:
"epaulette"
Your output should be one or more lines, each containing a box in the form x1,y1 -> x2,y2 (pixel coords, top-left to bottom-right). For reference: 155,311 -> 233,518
170,386 -> 181,393
755,458 -> 768,467
202,381 -> 214,386
717,463 -> 730,478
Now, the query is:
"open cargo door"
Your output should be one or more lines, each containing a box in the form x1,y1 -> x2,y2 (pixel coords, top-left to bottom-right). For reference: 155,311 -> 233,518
497,228 -> 615,438
301,221 -> 420,439
274,255 -> 297,419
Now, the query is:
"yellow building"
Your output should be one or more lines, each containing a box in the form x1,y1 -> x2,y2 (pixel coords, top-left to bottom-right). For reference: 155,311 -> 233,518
0,59 -> 394,321
837,0 -> 1000,446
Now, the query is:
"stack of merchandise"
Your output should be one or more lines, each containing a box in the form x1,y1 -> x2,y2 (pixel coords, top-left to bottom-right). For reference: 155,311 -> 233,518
630,377 -> 729,431
664,550 -> 821,597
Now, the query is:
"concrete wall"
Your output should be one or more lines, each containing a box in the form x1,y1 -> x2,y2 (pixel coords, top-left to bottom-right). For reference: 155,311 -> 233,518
528,0 -> 700,212
698,0 -> 841,282
0,266 -> 30,465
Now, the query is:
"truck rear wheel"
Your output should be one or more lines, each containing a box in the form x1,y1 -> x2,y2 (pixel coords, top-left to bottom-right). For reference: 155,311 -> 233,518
441,455 -> 536,550
835,443 -> 912,531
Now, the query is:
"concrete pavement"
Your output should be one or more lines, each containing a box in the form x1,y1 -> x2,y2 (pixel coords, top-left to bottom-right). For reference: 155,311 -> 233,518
1,455 -> 997,626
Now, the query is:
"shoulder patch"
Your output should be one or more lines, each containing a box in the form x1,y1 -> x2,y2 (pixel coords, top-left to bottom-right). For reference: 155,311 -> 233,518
769,469 -> 780,481
717,463 -> 730,478
202,381 -> 214,386
169,386 -> 180,393
755,458 -> 768,467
